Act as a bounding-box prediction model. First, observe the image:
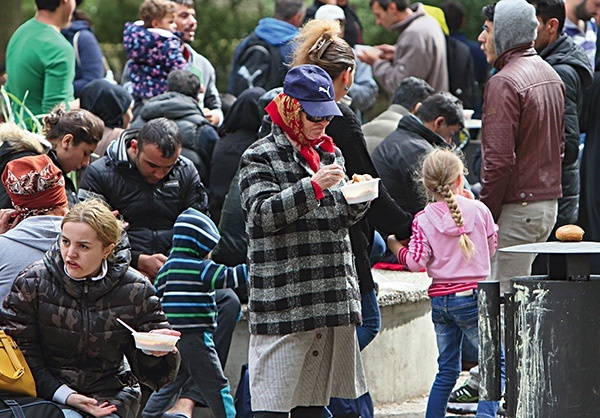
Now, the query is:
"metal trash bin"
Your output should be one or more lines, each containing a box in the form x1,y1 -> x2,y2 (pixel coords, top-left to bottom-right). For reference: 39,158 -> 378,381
478,241 -> 600,418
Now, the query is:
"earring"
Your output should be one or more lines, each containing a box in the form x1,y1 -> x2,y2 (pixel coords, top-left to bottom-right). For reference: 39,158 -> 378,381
344,85 -> 350,91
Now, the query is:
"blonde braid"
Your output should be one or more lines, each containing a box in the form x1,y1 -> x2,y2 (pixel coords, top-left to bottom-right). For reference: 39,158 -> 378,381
438,184 -> 475,260
423,148 -> 475,260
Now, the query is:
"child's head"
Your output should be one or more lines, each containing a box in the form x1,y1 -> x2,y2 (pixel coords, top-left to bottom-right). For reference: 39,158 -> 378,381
172,208 -> 221,259
421,148 -> 475,259
140,0 -> 177,31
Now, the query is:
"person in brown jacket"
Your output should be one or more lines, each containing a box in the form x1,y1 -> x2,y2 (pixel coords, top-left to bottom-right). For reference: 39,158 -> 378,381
478,0 -> 564,294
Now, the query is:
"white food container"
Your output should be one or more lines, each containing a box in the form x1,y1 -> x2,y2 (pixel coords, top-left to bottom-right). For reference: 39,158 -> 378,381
133,332 -> 179,352
341,178 -> 380,204
354,44 -> 382,57
463,109 -> 475,120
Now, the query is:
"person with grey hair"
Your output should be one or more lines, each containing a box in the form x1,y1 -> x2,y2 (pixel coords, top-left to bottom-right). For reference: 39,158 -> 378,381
372,92 -> 464,216
362,76 -> 434,154
227,0 -> 305,96
477,0 -> 564,294
357,0 -> 448,95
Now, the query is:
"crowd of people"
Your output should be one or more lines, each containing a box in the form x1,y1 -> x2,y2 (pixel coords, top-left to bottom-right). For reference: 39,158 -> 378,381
1,0 -> 599,416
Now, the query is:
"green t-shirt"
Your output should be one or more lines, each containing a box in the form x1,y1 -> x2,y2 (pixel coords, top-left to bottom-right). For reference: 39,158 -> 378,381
6,18 -> 75,119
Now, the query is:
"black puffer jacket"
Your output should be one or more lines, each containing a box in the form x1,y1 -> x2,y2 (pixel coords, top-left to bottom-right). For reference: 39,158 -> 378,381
131,92 -> 219,183
540,34 -> 593,227
0,236 -> 180,418
78,129 -> 209,268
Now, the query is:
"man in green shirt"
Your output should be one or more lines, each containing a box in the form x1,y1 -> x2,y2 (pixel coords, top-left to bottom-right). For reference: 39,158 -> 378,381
6,0 -> 77,121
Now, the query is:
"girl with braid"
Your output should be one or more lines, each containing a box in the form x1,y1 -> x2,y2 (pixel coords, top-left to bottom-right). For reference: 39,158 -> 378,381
387,148 -> 499,418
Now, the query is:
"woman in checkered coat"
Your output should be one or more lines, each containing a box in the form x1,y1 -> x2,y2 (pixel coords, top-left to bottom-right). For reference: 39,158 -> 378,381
239,65 -> 370,417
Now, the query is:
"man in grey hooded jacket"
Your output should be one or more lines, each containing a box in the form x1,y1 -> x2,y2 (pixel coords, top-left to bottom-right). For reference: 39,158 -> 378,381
477,0 -> 565,294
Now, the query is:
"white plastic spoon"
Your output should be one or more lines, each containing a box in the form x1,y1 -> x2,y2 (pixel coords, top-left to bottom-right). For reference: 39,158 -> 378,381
116,318 -> 136,334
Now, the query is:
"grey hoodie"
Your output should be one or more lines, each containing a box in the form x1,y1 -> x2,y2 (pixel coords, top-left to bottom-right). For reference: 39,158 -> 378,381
494,0 -> 538,56
0,216 -> 62,302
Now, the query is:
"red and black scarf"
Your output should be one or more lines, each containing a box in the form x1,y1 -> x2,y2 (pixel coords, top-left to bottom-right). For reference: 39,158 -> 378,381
265,92 -> 335,172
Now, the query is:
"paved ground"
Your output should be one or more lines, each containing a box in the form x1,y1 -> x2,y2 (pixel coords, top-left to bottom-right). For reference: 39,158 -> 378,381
374,396 -> 476,417
190,373 -> 479,417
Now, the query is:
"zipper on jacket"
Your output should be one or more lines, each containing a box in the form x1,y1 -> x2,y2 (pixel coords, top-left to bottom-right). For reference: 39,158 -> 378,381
78,279 -> 91,387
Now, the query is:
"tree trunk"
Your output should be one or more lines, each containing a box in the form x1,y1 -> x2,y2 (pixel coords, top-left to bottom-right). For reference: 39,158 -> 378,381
0,0 -> 23,64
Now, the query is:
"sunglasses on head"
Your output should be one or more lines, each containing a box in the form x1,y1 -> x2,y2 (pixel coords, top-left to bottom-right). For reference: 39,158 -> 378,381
301,109 -> 335,123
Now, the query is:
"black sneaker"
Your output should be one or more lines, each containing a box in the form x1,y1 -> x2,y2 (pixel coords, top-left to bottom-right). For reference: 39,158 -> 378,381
448,382 -> 479,403
447,382 -> 478,414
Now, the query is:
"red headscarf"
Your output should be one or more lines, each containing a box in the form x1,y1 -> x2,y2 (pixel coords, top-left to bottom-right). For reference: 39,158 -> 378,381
2,154 -> 68,219
265,92 -> 335,172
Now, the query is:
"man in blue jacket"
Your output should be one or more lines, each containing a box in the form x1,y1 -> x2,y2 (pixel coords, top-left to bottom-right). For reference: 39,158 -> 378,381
227,0 -> 305,96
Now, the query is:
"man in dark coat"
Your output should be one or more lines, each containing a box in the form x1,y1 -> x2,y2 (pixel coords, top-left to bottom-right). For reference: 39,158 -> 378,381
529,0 -> 593,274
372,93 -> 464,215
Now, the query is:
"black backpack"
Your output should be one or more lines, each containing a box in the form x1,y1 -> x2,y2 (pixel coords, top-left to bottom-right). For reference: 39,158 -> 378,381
227,32 -> 285,96
0,396 -> 64,418
446,36 -> 480,112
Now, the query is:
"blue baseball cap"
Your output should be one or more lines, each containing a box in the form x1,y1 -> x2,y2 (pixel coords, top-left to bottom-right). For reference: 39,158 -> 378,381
283,65 -> 343,118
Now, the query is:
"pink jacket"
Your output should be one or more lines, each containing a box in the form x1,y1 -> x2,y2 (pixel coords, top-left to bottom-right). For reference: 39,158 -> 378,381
398,195 -> 498,289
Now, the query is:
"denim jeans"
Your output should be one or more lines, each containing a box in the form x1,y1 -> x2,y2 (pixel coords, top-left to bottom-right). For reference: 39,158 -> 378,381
369,230 -> 386,266
356,289 -> 381,351
425,292 -> 499,418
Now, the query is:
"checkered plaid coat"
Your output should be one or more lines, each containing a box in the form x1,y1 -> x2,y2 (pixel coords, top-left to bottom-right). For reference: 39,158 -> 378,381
239,126 -> 369,335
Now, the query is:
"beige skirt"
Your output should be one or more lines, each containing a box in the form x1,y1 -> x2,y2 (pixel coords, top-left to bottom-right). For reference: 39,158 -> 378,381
248,325 -> 368,412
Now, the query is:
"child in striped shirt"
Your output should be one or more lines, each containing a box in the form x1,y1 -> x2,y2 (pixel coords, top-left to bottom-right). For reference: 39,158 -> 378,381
143,208 -> 247,418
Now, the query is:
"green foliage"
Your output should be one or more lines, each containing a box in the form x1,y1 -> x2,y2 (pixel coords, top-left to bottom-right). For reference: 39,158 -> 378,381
15,0 -> 487,103
0,86 -> 44,133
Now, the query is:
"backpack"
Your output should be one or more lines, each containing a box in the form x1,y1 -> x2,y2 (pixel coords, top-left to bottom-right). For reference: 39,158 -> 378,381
446,36 -> 480,113
0,396 -> 64,418
227,32 -> 285,96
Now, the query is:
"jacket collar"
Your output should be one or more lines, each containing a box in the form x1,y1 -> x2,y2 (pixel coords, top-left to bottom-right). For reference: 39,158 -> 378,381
43,233 -> 131,301
494,43 -> 536,71
391,3 -> 425,35
398,114 -> 449,148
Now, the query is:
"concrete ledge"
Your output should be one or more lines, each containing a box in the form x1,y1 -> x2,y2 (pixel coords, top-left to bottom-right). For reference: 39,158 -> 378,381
222,269 -> 437,407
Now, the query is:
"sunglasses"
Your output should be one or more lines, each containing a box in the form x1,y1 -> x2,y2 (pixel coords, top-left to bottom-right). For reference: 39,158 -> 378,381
301,109 -> 335,123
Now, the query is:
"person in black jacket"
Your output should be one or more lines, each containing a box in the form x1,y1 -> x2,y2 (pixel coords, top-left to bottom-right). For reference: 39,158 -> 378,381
372,93 -> 464,216
529,0 -> 593,274
78,117 -> 241,417
531,0 -> 593,230
43,105 -> 104,208
1,199 -> 180,418
208,87 -> 265,225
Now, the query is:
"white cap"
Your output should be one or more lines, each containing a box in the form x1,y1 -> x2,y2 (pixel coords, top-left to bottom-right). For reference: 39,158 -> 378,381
315,5 -> 346,21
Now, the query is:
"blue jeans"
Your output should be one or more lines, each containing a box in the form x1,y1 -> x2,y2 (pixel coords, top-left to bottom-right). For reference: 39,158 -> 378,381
425,292 -> 499,418
356,289 -> 381,350
369,230 -> 386,266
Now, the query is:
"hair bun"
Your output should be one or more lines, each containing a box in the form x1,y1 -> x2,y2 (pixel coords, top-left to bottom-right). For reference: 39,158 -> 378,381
43,104 -> 67,131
